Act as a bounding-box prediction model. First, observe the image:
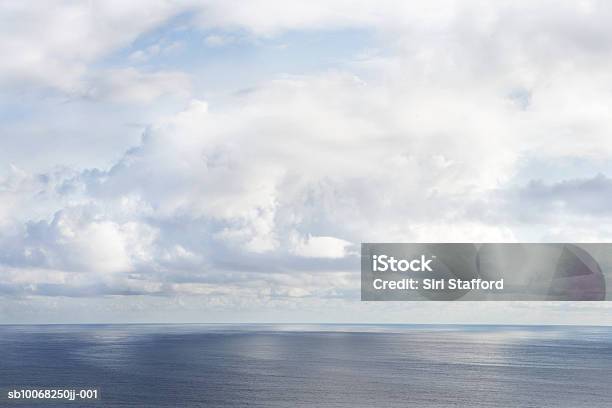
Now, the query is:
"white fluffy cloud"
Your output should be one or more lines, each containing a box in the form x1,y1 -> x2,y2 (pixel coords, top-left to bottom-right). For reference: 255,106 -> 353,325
3,65 -> 611,299
0,0 -> 181,91
3,1 -> 612,321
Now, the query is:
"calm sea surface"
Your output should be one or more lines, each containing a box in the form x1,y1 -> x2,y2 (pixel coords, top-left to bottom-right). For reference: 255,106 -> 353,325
1,324 -> 611,407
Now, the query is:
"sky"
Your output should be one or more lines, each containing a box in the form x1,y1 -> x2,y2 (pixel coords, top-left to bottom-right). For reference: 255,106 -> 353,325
1,0 -> 612,324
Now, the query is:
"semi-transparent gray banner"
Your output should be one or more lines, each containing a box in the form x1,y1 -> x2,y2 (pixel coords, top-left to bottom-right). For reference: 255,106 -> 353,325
361,243 -> 609,301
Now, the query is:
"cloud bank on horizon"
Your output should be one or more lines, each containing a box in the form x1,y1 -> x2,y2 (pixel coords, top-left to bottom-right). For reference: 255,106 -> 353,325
2,0 -> 612,323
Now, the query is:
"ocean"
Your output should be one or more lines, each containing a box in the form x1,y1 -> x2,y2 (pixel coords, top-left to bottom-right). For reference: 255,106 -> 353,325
1,324 -> 611,407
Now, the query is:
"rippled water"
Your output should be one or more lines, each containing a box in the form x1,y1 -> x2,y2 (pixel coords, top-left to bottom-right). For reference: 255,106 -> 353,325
1,324 -> 611,407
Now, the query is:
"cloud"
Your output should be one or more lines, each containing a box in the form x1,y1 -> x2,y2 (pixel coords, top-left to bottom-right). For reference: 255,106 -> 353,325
291,235 -> 352,259
3,1 -> 612,322
0,0 -> 181,92
23,208 -> 157,274
84,68 -> 191,104
516,174 -> 612,215
3,55 -> 612,299
0,67 -> 597,299
203,34 -> 235,47
128,40 -> 183,63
